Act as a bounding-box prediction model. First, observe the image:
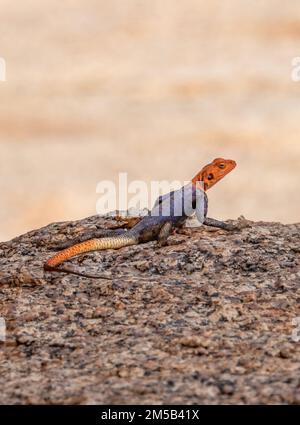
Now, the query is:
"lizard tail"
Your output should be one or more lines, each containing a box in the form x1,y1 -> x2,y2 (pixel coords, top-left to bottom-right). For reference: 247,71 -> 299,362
44,235 -> 137,270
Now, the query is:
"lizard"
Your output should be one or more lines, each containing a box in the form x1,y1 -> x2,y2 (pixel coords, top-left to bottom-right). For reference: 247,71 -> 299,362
44,158 -> 237,278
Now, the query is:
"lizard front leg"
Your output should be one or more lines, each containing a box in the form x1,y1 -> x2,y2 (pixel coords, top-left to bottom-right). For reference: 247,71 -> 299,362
204,216 -> 250,231
157,221 -> 173,247
203,217 -> 235,231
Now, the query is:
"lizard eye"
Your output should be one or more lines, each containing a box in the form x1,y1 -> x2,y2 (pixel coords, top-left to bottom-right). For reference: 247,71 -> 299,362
207,173 -> 214,180
218,163 -> 225,169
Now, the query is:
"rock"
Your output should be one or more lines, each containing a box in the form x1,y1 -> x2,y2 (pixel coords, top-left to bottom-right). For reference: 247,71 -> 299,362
0,214 -> 299,404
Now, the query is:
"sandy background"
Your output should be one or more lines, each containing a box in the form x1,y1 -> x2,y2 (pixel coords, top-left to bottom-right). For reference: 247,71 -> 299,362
0,0 -> 300,241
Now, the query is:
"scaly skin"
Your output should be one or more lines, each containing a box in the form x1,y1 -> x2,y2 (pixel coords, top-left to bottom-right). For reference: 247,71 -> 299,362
44,158 -> 236,277
45,235 -> 137,268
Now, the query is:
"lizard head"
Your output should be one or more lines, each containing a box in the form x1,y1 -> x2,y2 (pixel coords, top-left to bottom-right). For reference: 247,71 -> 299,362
192,158 -> 236,191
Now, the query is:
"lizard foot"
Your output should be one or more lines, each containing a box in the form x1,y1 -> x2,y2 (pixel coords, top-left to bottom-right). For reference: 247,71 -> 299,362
176,228 -> 193,237
226,216 -> 252,231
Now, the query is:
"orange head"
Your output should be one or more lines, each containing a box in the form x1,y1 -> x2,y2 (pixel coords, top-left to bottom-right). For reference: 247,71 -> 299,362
192,158 -> 236,191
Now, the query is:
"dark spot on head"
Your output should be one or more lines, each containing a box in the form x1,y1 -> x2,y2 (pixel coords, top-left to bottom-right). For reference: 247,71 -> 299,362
207,173 -> 214,180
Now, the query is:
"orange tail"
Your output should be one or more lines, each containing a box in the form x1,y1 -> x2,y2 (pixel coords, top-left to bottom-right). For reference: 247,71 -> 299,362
44,235 -> 137,269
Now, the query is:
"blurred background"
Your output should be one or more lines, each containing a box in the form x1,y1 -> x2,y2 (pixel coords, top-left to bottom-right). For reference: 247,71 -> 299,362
1,0 -> 300,241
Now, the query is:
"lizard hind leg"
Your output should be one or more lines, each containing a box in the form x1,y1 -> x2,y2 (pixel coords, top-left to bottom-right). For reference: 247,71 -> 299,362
157,221 -> 173,247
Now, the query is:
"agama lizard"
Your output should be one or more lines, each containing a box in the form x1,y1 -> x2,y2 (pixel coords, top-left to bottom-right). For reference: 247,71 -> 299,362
44,158 -> 237,278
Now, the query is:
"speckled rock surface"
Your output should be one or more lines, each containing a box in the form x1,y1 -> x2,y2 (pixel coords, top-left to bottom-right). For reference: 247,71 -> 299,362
0,215 -> 299,404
